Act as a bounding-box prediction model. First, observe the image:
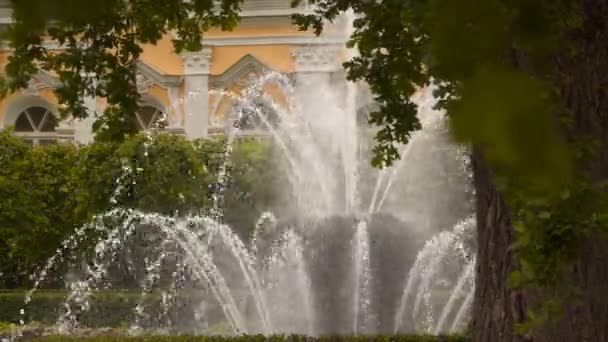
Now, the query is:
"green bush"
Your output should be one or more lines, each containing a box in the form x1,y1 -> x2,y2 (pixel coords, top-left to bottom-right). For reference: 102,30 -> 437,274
0,130 -> 280,288
0,289 -> 217,328
1,293 -> 469,340
31,335 -> 468,342
0,290 -> 144,327
0,131 -> 80,288
217,138 -> 287,239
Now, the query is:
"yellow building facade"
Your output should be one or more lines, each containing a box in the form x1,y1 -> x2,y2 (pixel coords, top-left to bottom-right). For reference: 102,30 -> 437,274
0,0 -> 347,144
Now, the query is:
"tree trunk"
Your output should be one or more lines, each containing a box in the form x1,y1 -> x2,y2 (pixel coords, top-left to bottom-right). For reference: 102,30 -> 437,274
471,0 -> 608,341
534,0 -> 608,340
469,147 -> 527,342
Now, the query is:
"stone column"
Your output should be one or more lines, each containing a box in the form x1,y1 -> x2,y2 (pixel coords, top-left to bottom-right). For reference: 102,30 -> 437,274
290,45 -> 343,116
181,48 -> 212,139
291,45 -> 344,114
74,74 -> 96,144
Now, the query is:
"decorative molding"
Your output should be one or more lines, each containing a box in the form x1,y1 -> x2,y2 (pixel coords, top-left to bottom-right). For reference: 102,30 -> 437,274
240,9 -> 302,17
56,125 -> 76,136
1,33 -> 347,51
218,0 -> 309,17
0,40 -> 64,51
0,5 -> 11,25
2,94 -> 58,126
135,73 -> 156,94
20,70 -> 62,96
23,79 -> 46,96
209,54 -> 274,89
136,60 -> 182,90
292,45 -> 341,73
208,54 -> 296,132
35,70 -> 62,88
3,59 -> 180,96
182,48 -> 212,75
238,16 -> 294,27
235,72 -> 261,87
202,34 -> 346,46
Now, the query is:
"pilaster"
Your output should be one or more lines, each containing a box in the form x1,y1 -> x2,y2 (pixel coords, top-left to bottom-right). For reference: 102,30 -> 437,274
74,74 -> 96,144
291,45 -> 341,104
181,48 -> 212,139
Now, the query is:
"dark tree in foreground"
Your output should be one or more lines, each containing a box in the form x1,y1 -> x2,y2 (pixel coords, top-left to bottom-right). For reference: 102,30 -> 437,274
294,0 -> 608,341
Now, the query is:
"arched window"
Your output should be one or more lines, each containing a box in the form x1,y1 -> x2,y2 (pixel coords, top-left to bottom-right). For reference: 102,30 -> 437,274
13,106 -> 58,145
134,105 -> 166,130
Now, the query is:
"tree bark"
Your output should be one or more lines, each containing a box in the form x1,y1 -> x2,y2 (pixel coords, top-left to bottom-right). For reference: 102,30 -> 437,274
534,0 -> 608,340
469,147 -> 527,342
471,0 -> 608,341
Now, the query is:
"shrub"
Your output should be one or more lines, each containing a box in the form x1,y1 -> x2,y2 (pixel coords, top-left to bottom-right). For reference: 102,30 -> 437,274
0,290 -> 141,327
0,131 -> 80,288
222,138 -> 287,239
31,335 -> 469,342
0,130 -> 281,288
192,136 -> 287,238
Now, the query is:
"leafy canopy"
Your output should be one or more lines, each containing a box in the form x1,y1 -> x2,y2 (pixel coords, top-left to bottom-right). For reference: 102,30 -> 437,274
293,0 -> 580,194
2,0 -> 580,192
0,0 -> 242,141
292,0 -> 607,330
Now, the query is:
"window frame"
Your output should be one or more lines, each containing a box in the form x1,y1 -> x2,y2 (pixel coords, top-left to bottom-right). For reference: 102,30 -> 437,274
10,103 -> 61,146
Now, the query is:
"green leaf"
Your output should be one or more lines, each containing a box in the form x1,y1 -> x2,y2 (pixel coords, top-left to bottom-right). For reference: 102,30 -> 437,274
449,66 -> 571,195
508,270 -> 523,288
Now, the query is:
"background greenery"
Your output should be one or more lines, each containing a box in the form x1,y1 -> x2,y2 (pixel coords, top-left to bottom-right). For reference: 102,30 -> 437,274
25,335 -> 469,342
0,129 -> 283,288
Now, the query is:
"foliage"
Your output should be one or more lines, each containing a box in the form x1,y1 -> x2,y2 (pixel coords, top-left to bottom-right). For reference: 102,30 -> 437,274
0,290 -> 152,326
3,291 -> 467,341
193,137 -> 286,238
3,0 -> 606,335
0,0 -> 242,141
505,176 -> 608,332
114,133 -> 209,215
0,129 -> 80,288
223,138 -> 286,238
293,0 -> 577,193
0,130 -> 279,287
28,335 -> 468,342
290,0 -> 608,334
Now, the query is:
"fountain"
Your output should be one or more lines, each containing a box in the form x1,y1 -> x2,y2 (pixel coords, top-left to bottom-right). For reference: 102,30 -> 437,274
13,18 -> 477,339
13,69 -> 476,338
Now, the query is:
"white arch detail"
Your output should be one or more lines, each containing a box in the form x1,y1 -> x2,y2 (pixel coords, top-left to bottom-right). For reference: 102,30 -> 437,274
2,95 -> 58,127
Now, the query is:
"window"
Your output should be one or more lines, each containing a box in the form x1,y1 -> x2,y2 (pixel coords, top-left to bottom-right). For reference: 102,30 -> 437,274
13,106 -> 58,145
134,105 -> 166,130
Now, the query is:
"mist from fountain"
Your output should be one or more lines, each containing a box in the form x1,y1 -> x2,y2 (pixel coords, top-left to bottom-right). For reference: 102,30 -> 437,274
14,16 -> 477,339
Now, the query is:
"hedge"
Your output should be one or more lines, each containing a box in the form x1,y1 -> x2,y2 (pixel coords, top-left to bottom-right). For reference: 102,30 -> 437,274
31,335 -> 468,342
0,290 -> 241,328
0,290 -> 148,327
1,129 -> 283,288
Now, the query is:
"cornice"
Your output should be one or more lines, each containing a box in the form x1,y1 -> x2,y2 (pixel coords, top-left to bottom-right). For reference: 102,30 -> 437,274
202,34 -> 346,46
